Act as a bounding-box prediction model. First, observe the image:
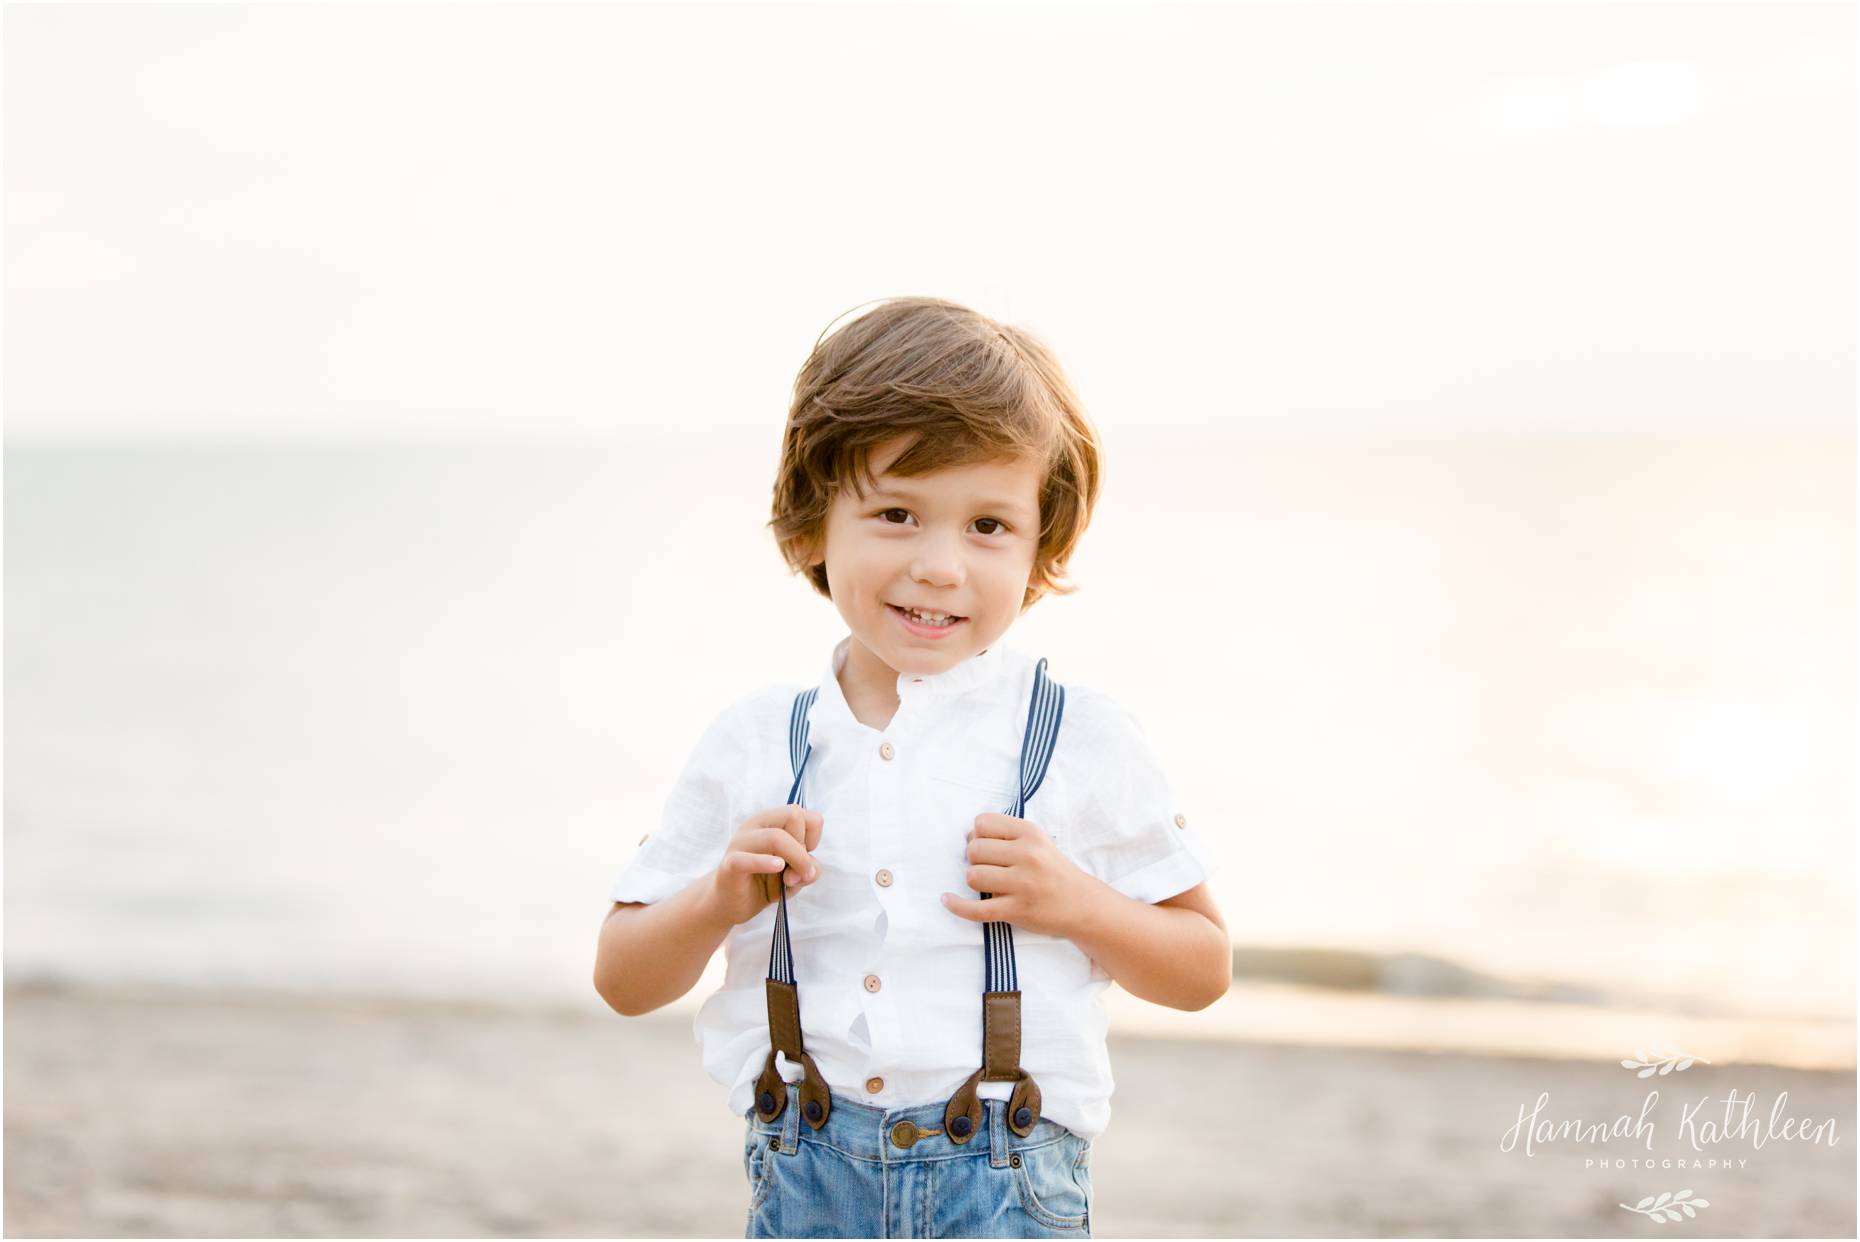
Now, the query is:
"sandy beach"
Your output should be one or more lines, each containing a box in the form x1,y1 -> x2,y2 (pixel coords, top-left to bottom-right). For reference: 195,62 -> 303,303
4,982 -> 1852,1238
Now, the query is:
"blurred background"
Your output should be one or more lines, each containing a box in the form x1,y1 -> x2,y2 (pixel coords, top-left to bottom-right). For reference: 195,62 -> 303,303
5,3 -> 1853,1237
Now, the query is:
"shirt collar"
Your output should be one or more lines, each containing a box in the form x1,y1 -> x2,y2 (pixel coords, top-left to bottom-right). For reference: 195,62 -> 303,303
811,635 -> 1007,735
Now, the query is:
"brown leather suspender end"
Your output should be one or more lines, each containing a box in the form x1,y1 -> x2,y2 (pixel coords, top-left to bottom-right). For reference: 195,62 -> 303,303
981,990 -> 1022,1077
755,978 -> 831,1130
943,989 -> 1043,1142
767,977 -> 804,1054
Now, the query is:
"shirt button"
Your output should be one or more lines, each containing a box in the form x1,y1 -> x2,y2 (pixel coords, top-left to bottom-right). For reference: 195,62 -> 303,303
863,974 -> 882,993
879,741 -> 896,760
1174,813 -> 1188,829
866,1076 -> 885,1093
875,869 -> 893,887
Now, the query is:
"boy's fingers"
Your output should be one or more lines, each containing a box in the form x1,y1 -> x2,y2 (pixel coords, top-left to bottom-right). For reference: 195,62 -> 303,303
965,837 -> 1013,865
736,809 -> 820,879
747,806 -> 822,851
939,893 -> 1008,922
724,850 -> 786,874
746,806 -> 805,834
965,863 -> 1014,892
972,813 -> 1024,839
784,806 -> 821,858
753,827 -> 817,879
723,853 -> 775,906
723,851 -> 798,905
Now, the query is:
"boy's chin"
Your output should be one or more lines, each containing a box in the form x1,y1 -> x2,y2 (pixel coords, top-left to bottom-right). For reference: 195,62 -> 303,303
869,629 -> 971,668
890,639 -> 986,676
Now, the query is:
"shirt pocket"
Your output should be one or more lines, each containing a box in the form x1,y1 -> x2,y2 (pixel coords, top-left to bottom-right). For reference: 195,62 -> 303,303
932,767 -> 1078,864
929,768 -> 1023,865
930,769 -> 1020,809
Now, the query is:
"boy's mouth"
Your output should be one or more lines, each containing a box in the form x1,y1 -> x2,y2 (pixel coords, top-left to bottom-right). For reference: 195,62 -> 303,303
888,603 -> 966,631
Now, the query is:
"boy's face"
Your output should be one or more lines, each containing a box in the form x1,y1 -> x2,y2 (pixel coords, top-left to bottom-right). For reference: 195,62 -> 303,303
807,436 -> 1043,684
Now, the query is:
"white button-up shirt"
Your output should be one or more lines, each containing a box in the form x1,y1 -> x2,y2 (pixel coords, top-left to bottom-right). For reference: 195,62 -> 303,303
608,636 -> 1215,1139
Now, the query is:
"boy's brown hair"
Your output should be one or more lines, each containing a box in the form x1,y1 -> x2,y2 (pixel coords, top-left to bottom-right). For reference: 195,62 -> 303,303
769,297 -> 1102,612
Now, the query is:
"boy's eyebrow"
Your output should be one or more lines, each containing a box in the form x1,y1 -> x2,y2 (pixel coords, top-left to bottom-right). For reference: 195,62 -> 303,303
869,484 -> 1035,517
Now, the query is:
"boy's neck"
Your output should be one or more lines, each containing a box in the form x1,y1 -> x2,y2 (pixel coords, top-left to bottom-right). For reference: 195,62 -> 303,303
837,638 -> 902,732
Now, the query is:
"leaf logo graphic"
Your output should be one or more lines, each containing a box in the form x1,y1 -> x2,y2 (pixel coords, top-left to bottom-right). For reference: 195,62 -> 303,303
1619,1046 -> 1711,1077
1620,1189 -> 1711,1223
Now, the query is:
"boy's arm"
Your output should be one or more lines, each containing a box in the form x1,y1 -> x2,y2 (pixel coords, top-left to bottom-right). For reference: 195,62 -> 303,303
593,875 -> 736,1017
1064,879 -> 1231,1012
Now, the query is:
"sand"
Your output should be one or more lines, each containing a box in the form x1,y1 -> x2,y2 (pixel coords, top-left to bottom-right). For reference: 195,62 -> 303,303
4,982 -> 1853,1238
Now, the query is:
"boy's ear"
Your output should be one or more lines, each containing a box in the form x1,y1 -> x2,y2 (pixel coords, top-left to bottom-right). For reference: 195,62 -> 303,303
798,531 -> 826,570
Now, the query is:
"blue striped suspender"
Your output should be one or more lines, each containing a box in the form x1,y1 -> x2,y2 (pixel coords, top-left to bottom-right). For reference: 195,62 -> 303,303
767,686 -> 818,988
985,657 -> 1065,995
947,656 -> 1064,1141
752,684 -> 830,1129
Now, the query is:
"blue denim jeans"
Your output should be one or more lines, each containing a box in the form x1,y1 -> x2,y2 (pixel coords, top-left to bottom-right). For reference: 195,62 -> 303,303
743,1091 -> 1093,1238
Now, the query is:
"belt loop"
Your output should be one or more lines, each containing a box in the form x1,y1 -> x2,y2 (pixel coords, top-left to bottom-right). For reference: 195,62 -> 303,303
988,1098 -> 1010,1169
781,1082 -> 803,1155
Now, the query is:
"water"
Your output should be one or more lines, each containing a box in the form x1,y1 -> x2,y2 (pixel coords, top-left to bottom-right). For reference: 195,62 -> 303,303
5,428 -> 1852,1049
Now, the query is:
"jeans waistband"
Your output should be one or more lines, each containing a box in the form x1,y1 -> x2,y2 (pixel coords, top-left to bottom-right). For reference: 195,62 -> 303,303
745,1090 -> 1076,1165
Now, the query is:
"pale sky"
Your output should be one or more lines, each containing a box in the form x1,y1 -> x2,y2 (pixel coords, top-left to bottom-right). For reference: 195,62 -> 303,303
5,3 -> 1853,440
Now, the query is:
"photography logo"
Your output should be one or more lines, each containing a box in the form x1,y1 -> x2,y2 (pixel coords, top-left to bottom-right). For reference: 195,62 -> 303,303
1497,1043 -> 1842,1226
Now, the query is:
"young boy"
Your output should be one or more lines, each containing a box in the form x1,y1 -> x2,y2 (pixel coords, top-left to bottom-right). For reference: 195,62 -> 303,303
594,297 -> 1228,1239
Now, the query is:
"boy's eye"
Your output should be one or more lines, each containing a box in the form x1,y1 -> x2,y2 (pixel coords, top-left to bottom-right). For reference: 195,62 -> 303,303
873,509 -> 1011,535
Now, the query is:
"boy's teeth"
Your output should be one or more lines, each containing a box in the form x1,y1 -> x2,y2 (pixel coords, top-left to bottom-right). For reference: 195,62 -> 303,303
901,606 -> 955,624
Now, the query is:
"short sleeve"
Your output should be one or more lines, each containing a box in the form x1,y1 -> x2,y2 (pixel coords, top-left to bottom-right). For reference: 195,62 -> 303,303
1057,688 -> 1214,905
607,700 -> 749,905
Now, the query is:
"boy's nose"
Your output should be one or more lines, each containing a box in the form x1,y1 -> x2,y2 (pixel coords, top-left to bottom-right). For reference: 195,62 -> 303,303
909,558 -> 962,587
909,535 -> 965,586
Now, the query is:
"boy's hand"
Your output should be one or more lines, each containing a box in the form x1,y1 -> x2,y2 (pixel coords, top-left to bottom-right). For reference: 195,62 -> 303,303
710,806 -> 823,927
941,813 -> 1098,940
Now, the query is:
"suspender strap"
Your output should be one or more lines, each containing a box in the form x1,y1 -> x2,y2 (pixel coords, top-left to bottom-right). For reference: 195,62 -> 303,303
982,657 -> 1065,993
945,657 -> 1064,1144
753,687 -> 831,1130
